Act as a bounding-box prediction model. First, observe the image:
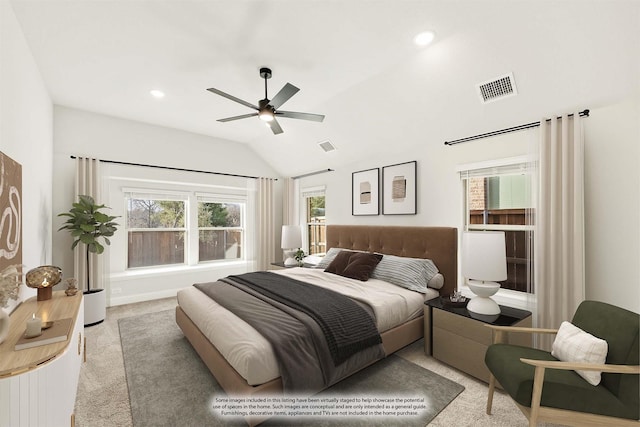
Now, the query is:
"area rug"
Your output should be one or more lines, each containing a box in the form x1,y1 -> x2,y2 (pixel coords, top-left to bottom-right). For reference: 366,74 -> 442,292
119,309 -> 464,427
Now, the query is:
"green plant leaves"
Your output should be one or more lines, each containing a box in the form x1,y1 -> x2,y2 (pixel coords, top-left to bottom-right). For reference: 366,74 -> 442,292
58,195 -> 119,254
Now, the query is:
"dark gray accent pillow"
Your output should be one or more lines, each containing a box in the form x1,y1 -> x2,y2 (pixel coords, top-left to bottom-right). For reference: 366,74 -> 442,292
325,252 -> 383,281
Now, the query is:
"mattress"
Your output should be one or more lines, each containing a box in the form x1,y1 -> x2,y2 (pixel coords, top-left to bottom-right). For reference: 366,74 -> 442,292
176,268 -> 435,386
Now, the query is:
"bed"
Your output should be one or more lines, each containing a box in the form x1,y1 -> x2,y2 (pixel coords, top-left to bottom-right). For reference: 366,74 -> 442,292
176,225 -> 457,422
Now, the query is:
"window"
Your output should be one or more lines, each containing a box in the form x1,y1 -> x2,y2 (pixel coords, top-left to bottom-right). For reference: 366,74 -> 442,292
198,199 -> 244,262
301,186 -> 326,256
125,190 -> 247,269
460,157 -> 534,293
126,197 -> 186,268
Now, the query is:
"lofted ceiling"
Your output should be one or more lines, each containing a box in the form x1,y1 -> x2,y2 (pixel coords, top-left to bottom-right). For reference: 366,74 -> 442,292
10,0 -> 640,177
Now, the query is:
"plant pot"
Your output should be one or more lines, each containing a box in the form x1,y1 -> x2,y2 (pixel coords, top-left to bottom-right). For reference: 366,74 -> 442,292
84,288 -> 106,327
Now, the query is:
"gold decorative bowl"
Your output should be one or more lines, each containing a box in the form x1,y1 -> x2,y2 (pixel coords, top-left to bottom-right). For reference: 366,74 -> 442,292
26,266 -> 62,301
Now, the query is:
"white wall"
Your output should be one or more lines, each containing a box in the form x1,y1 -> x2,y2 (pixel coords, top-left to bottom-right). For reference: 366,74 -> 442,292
583,98 -> 639,313
52,106 -> 282,305
298,99 -> 640,314
0,1 -> 53,312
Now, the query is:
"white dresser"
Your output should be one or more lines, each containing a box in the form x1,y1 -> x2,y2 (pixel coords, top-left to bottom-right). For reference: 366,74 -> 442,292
0,291 -> 84,427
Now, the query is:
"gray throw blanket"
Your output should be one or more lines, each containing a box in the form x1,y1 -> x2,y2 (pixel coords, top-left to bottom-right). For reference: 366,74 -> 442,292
225,271 -> 382,365
194,273 -> 385,393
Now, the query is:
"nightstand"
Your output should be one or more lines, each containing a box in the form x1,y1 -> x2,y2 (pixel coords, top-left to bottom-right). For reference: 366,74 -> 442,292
424,297 -> 532,384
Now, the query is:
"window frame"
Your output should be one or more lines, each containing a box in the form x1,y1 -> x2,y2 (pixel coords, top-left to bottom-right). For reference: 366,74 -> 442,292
458,156 -> 535,298
124,188 -> 248,270
196,194 -> 247,264
300,186 -> 326,256
125,191 -> 189,270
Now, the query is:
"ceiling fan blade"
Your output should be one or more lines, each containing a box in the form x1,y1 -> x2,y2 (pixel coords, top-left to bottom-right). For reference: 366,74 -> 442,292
217,113 -> 258,122
269,83 -> 300,109
267,118 -> 284,135
276,110 -> 325,122
206,88 -> 259,110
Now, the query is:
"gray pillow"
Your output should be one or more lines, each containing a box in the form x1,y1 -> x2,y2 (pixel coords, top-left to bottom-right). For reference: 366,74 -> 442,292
371,254 -> 441,293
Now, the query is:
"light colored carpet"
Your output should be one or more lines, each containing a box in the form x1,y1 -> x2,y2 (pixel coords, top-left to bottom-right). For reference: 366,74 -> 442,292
119,309 -> 464,426
75,297 -> 558,426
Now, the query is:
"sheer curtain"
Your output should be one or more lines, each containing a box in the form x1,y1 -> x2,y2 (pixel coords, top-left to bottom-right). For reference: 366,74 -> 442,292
535,113 -> 585,349
253,177 -> 274,271
74,157 -> 103,292
282,177 -> 296,225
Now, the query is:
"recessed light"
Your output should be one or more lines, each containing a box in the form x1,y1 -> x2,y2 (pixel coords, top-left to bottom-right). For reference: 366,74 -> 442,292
150,89 -> 165,99
414,31 -> 435,47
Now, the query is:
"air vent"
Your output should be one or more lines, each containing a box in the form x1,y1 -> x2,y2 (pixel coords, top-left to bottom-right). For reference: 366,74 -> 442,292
476,73 -> 517,104
318,140 -> 336,153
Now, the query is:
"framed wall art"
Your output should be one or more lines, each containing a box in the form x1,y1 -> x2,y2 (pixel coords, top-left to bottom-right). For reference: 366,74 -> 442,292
0,151 -> 22,273
352,168 -> 379,216
382,161 -> 416,215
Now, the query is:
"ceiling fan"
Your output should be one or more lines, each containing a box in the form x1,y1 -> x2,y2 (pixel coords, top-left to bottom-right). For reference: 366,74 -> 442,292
207,67 -> 325,135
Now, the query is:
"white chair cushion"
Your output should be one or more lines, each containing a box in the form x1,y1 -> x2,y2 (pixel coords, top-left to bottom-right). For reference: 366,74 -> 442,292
551,321 -> 608,386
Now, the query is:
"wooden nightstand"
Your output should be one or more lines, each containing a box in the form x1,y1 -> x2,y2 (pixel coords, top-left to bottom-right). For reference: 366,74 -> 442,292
424,297 -> 532,384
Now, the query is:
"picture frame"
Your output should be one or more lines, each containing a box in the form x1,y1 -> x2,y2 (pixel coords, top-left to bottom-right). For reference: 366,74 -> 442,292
382,161 -> 417,215
352,168 -> 379,216
0,151 -> 22,273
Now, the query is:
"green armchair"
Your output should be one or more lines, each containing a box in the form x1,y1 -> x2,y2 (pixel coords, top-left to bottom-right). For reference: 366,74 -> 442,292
484,300 -> 639,427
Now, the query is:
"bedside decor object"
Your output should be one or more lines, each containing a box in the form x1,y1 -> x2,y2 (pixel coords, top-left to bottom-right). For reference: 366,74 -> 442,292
442,291 -> 468,308
64,277 -> 78,296
16,317 -> 73,350
25,313 -> 42,338
281,225 -> 302,267
25,265 -> 61,301
352,168 -> 379,215
58,194 -> 119,326
382,161 -> 417,215
462,231 -> 507,316
293,249 -> 306,266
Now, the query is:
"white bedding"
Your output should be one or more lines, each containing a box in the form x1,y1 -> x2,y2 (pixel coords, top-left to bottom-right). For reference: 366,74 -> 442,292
176,268 -> 435,385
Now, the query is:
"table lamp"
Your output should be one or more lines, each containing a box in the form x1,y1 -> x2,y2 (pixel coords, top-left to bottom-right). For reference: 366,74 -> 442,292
281,225 -> 302,267
25,265 -> 62,301
462,231 -> 507,316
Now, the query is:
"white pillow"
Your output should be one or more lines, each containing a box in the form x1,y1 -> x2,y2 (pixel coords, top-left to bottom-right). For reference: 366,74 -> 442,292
551,321 -> 608,386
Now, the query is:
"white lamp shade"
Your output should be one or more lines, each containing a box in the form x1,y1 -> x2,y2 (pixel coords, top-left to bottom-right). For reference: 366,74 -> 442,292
281,225 -> 302,249
462,231 -> 507,282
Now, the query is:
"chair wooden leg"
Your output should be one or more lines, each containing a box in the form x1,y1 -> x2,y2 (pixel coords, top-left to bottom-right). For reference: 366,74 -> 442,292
486,373 -> 496,415
529,366 -> 545,427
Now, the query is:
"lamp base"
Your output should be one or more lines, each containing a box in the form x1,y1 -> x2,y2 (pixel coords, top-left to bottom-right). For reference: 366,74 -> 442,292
467,296 -> 501,316
466,280 -> 501,316
283,257 -> 298,267
37,287 -> 53,301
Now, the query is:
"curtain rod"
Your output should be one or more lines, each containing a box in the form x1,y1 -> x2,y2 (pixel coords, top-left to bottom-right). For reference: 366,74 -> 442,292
69,156 -> 277,180
293,168 -> 334,180
444,109 -> 590,146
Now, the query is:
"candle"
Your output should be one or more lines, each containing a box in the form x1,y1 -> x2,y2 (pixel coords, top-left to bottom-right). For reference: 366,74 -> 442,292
26,313 -> 42,338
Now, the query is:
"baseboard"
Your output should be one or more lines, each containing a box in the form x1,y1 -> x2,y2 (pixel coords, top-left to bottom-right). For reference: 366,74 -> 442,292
109,289 -> 178,306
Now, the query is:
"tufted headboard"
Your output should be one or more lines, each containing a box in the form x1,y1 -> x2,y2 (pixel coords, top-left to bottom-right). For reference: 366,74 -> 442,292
326,225 -> 458,297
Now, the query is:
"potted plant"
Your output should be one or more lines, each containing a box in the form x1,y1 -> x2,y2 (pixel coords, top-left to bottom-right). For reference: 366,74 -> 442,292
294,249 -> 306,266
58,195 -> 118,326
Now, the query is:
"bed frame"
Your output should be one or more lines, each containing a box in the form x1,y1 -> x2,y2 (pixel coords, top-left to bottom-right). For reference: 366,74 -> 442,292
176,225 -> 457,423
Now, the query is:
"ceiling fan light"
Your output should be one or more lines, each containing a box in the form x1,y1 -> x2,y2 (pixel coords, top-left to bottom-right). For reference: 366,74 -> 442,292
149,89 -> 165,99
259,110 -> 274,122
414,31 -> 435,47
